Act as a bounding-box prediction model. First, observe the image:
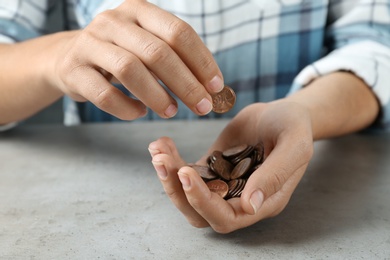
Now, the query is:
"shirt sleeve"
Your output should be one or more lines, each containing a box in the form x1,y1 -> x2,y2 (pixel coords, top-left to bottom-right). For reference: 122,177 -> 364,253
0,1 -> 49,131
0,1 -> 51,42
289,0 -> 390,131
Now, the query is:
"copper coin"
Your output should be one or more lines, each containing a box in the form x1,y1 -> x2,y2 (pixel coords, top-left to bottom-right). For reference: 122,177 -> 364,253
227,179 -> 240,199
206,179 -> 229,198
233,179 -> 246,197
211,156 -> 233,180
222,144 -> 249,159
212,85 -> 236,114
230,145 -> 254,165
254,142 -> 265,164
190,164 -> 218,180
227,179 -> 247,198
210,150 -> 223,162
230,157 -> 252,179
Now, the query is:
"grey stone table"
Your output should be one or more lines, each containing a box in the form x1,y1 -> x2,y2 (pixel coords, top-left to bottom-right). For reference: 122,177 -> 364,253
0,120 -> 389,259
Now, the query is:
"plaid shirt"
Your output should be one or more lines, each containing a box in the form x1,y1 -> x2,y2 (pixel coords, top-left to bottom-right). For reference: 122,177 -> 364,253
1,0 -> 390,129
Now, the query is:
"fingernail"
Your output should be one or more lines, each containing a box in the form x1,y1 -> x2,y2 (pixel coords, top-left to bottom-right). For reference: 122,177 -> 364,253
148,148 -> 160,157
151,161 -> 168,180
207,75 -> 224,92
249,190 -> 264,214
164,104 -> 177,118
196,98 -> 212,115
178,171 -> 191,190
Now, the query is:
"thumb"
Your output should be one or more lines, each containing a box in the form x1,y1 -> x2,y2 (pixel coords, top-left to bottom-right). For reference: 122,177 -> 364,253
240,142 -> 312,215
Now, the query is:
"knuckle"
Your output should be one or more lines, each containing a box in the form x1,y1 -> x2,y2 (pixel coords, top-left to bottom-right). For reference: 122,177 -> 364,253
212,224 -> 233,234
181,81 -> 201,101
164,188 -> 188,210
76,29 -> 95,45
188,219 -> 208,229
57,59 -> 84,94
158,136 -> 173,145
274,170 -> 287,188
143,41 -> 169,64
198,56 -> 215,73
158,136 -> 175,152
166,19 -> 194,46
112,55 -> 138,79
57,56 -> 73,82
265,167 -> 288,195
93,10 -> 117,28
94,87 -> 117,111
165,187 -> 180,200
58,49 -> 79,76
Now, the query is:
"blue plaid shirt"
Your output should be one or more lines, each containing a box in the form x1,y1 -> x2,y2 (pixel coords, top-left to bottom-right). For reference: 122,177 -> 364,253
1,0 -> 390,129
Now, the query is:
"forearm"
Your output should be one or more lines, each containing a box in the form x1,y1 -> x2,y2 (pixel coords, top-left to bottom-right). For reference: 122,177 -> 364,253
0,31 -> 76,124
285,72 -> 379,140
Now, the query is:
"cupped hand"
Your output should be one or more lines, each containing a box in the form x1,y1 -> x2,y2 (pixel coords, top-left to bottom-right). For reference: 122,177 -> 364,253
149,101 -> 314,233
49,0 -> 223,120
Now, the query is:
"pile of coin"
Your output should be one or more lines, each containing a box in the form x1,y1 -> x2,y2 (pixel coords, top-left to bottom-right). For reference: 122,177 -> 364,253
190,143 -> 264,200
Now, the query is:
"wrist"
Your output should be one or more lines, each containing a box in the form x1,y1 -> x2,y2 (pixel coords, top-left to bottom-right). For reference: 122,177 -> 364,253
264,99 -> 314,140
40,31 -> 78,96
285,72 -> 379,140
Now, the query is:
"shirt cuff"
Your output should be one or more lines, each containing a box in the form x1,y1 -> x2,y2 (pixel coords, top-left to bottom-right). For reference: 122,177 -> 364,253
289,40 -> 390,130
0,34 -> 15,43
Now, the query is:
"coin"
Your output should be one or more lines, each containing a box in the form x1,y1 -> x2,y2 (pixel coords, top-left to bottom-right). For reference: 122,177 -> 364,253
206,179 -> 229,198
227,179 -> 247,199
209,152 -> 233,180
230,145 -> 254,165
253,143 -> 265,164
210,150 -> 223,163
201,142 -> 264,200
190,164 -> 218,180
222,144 -> 249,159
230,157 -> 252,179
211,85 -> 236,113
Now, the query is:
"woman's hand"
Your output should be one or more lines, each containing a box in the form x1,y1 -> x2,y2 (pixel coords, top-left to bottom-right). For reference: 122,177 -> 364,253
149,101 -> 314,233
148,72 -> 379,233
50,0 -> 223,120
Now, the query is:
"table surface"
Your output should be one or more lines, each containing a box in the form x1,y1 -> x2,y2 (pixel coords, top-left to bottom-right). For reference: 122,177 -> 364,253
1,120 -> 389,260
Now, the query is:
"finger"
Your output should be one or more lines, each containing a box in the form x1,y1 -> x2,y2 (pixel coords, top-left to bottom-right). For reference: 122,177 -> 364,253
86,40 -> 179,118
104,19 -> 213,116
65,65 -> 147,120
240,139 -> 313,215
91,8 -> 214,116
150,141 -> 209,228
261,164 -> 309,218
148,136 -> 182,158
178,166 -> 260,233
133,2 -> 224,93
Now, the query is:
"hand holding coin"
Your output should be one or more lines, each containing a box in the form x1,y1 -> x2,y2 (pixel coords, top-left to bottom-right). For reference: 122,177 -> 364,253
150,102 -> 313,233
